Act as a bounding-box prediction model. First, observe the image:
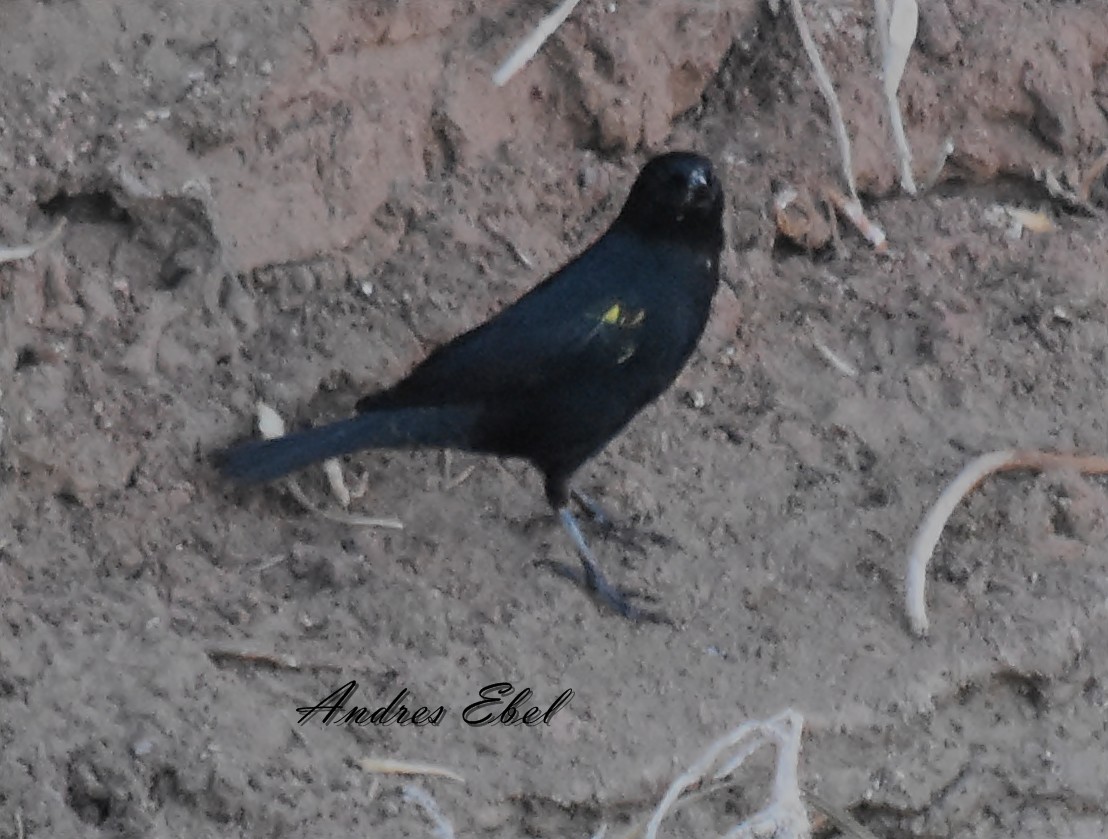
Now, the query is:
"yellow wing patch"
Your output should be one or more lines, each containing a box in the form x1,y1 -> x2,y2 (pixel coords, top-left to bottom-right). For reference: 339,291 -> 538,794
597,302 -> 645,329
590,301 -> 645,365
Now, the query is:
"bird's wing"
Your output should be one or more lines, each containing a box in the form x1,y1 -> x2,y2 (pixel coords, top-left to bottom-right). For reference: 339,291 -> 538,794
359,234 -> 648,410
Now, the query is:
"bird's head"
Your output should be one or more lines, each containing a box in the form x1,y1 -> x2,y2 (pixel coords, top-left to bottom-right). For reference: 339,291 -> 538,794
616,151 -> 724,248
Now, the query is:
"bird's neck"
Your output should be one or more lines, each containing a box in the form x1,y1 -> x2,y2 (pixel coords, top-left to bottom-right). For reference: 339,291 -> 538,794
614,216 -> 723,255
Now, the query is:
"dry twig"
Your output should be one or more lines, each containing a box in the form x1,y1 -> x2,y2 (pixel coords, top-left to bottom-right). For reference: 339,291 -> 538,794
0,218 -> 66,264
205,646 -> 355,672
285,480 -> 404,528
480,218 -> 533,268
824,187 -> 887,252
205,648 -> 305,671
1077,147 -> 1108,204
443,464 -> 478,490
805,793 -> 881,839
1035,167 -> 1095,215
493,0 -> 583,87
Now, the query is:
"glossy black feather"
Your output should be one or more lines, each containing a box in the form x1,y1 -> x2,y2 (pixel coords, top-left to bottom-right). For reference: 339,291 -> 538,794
219,152 -> 722,493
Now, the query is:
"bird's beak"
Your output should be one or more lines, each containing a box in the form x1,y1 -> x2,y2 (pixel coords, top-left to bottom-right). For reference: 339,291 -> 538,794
686,167 -> 713,207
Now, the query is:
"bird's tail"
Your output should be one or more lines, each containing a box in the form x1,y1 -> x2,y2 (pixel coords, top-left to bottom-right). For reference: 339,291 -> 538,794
214,405 -> 482,485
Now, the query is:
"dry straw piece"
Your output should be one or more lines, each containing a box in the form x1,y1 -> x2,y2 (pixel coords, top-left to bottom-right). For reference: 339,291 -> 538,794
813,338 -> 859,378
904,449 -> 1108,637
253,401 -> 404,529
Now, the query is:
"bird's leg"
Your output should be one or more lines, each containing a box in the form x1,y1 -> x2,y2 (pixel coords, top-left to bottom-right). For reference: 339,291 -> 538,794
542,474 -> 671,623
570,487 -> 614,526
569,486 -> 676,552
544,506 -> 672,624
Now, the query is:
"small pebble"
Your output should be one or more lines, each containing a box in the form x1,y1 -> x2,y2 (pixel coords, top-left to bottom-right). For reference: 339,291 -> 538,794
687,390 -> 707,410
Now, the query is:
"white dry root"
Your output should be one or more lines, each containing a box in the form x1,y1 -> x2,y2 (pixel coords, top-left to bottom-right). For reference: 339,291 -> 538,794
493,1 -> 923,252
626,710 -> 810,839
780,0 -> 923,247
873,0 -> 919,195
785,0 -> 859,202
905,449 -> 1108,637
781,0 -> 888,250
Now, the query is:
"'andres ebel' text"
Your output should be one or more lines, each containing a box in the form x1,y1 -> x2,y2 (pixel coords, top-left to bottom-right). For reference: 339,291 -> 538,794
296,680 -> 573,728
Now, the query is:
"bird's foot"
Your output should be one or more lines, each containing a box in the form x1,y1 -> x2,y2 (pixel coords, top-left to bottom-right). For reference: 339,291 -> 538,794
538,559 -> 672,625
550,507 -> 674,625
570,488 -> 676,554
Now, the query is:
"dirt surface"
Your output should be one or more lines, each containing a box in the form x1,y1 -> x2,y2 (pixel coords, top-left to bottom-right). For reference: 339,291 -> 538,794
3,0 -> 1108,836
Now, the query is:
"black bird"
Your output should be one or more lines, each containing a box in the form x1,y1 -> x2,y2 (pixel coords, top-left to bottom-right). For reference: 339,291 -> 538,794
216,151 -> 725,621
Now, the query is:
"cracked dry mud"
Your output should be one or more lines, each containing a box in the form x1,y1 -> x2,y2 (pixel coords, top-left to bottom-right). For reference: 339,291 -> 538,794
2,0 -> 1108,836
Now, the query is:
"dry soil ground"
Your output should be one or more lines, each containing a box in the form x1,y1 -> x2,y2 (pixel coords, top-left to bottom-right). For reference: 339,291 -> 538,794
2,0 -> 1108,837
